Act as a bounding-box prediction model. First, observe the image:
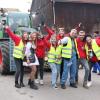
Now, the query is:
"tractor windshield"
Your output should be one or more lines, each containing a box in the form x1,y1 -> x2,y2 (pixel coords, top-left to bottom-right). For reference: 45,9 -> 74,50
8,12 -> 30,30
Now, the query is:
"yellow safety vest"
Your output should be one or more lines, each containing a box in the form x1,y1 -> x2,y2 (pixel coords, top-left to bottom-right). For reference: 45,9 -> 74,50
62,37 -> 72,58
92,39 -> 100,60
48,46 -> 56,63
13,40 -> 24,59
55,45 -> 62,64
85,39 -> 100,60
48,45 -> 62,64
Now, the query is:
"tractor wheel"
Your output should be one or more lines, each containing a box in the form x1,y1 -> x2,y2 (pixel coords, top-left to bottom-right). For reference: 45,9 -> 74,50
0,41 -> 10,75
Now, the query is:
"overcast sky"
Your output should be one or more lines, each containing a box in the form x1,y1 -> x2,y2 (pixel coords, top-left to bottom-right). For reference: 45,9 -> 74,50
0,0 -> 32,12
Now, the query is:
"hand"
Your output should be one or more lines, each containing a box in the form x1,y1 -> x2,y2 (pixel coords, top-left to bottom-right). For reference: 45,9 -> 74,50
4,25 -> 9,33
4,25 -> 9,29
58,55 -> 61,59
78,23 -> 82,27
43,24 -> 46,27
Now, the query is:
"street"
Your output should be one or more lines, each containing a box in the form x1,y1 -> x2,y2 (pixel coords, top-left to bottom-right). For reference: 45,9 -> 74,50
0,70 -> 100,100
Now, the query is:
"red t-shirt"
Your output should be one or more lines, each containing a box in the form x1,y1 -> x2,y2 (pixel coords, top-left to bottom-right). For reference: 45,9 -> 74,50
76,38 -> 87,58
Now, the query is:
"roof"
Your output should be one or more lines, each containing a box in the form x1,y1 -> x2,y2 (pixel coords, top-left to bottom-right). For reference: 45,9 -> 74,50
54,0 -> 100,4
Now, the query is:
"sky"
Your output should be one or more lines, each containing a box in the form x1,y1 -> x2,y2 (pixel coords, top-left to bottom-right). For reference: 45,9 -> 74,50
0,0 -> 32,12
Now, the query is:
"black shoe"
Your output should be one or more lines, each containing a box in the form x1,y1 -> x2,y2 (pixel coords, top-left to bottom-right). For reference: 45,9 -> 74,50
28,79 -> 31,85
70,83 -> 77,88
20,83 -> 25,87
15,83 -> 21,88
92,71 -> 97,73
61,84 -> 66,89
30,81 -> 38,90
97,73 -> 100,75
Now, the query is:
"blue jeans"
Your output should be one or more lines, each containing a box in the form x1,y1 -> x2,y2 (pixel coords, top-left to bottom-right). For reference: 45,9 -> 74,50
93,62 -> 100,72
56,64 -> 61,81
61,55 -> 77,85
49,63 -> 57,86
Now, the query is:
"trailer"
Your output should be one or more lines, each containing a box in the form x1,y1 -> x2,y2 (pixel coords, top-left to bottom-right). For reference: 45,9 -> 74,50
31,0 -> 100,33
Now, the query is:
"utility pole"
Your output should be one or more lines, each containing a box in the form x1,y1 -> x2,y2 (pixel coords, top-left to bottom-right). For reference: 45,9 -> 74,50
52,0 -> 56,25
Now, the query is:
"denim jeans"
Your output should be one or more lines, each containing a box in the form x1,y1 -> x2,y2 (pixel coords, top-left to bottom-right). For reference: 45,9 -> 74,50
49,63 -> 57,86
56,64 -> 61,82
93,62 -> 100,72
70,55 -> 77,84
61,54 -> 77,85
75,59 -> 79,82
79,58 -> 89,82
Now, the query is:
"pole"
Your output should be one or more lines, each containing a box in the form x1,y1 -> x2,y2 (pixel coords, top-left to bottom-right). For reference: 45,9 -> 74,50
52,0 -> 56,25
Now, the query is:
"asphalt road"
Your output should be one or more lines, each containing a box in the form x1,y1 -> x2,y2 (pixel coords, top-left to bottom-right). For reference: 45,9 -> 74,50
0,70 -> 100,100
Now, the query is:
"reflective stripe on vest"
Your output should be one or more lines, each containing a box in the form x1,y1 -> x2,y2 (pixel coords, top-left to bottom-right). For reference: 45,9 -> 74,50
92,39 -> 100,60
85,44 -> 90,59
62,37 -> 72,58
13,40 -> 24,59
74,39 -> 80,58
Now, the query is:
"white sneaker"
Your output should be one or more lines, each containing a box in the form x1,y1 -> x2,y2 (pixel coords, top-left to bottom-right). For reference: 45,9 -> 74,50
40,80 -> 44,85
87,81 -> 92,87
35,79 -> 39,84
52,84 -> 58,89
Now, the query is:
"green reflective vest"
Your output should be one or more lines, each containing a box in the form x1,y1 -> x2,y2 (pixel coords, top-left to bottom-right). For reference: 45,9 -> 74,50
13,40 -> 24,59
62,37 -> 72,58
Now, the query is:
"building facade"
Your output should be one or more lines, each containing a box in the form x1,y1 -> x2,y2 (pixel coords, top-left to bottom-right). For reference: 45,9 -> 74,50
31,0 -> 100,33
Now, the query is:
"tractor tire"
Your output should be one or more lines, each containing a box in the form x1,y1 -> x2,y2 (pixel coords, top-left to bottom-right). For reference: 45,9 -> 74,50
0,41 -> 10,75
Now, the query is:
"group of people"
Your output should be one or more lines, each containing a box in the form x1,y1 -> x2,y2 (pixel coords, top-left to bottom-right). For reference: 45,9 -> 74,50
5,24 -> 100,90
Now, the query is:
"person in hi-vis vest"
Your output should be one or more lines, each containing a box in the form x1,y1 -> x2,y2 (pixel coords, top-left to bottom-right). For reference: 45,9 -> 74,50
85,35 -> 100,87
47,34 -> 62,89
60,29 -> 78,89
5,26 -> 28,88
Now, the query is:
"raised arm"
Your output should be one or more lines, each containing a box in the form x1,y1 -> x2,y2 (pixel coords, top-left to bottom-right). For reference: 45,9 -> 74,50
5,27 -> 21,45
44,25 -> 55,40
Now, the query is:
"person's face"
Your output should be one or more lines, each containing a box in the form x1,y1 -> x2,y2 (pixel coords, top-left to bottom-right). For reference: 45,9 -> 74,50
22,32 -> 28,41
52,41 -> 57,47
79,31 -> 85,40
59,29 -> 65,36
86,37 -> 92,44
93,33 -> 99,38
30,33 -> 37,41
70,29 -> 77,38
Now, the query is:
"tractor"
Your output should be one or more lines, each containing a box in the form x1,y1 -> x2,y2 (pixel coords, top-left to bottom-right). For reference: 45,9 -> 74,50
0,8 -> 36,74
